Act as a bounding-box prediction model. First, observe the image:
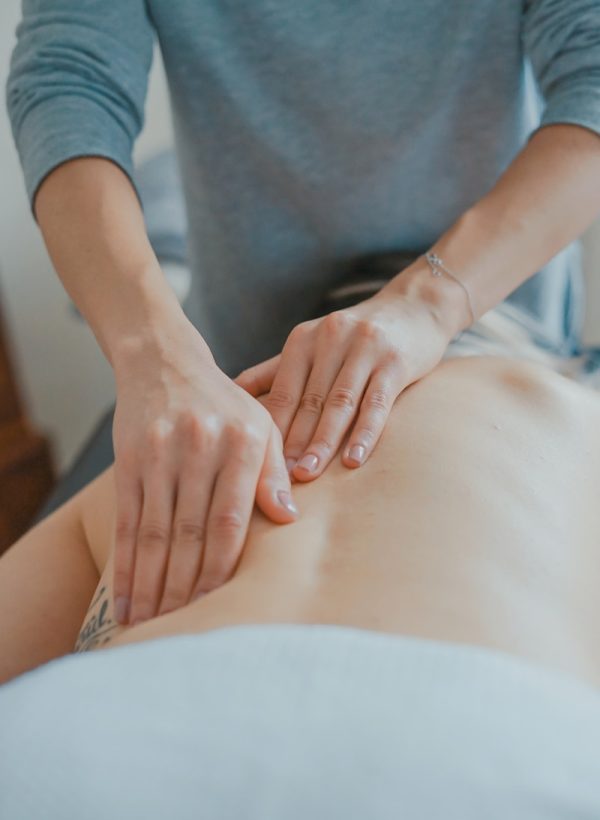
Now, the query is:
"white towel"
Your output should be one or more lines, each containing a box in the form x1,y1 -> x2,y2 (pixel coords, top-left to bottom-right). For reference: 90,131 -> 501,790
1,624 -> 599,819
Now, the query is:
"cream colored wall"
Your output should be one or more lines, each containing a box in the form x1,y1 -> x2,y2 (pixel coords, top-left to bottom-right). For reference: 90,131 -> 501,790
0,0 -> 599,474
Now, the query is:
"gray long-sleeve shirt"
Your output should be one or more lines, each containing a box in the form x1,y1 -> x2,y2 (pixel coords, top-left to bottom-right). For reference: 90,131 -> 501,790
6,1 -> 600,375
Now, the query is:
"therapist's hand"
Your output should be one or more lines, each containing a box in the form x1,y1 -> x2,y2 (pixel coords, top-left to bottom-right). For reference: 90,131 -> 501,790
111,317 -> 298,627
234,269 -> 461,481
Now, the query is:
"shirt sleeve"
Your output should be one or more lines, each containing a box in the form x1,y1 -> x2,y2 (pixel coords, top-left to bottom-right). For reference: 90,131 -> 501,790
522,0 -> 600,138
5,0 -> 155,220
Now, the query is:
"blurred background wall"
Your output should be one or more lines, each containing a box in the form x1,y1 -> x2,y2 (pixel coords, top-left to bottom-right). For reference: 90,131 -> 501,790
0,0 -> 599,475
0,0 -> 173,472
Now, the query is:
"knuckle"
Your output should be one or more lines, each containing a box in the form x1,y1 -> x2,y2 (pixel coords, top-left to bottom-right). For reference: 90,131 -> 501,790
177,411 -> 206,450
299,391 -> 325,415
243,425 -> 265,451
384,348 -> 407,372
226,422 -> 262,452
357,319 -> 383,343
265,388 -> 295,410
365,389 -> 389,412
173,518 -> 205,545
323,311 -> 351,335
328,386 -> 356,411
115,517 -> 136,543
201,413 -> 222,440
288,322 -> 312,343
147,418 -> 172,445
212,508 -> 244,536
138,521 -> 170,549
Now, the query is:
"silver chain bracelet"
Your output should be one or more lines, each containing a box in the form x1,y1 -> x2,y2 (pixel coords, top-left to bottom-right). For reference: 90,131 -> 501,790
424,252 -> 476,326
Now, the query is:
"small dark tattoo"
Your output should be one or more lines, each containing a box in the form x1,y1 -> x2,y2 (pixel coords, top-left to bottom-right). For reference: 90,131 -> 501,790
75,586 -> 120,653
85,584 -> 107,613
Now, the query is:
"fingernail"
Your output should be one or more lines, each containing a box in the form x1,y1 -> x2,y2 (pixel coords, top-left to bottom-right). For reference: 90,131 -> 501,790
285,457 -> 297,473
348,444 -> 366,465
297,453 -> 319,473
277,490 -> 299,516
114,596 -> 130,624
192,590 -> 205,602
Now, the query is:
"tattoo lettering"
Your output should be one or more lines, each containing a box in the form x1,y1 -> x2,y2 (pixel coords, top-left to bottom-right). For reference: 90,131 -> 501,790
74,586 -> 120,652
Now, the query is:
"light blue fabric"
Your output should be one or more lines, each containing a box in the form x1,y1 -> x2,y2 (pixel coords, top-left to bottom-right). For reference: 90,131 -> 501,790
1,625 -> 599,818
133,149 -> 188,266
6,1 -> 600,372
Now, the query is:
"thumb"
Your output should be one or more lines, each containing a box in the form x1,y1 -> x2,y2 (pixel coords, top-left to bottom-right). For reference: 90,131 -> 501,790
255,424 -> 300,524
234,354 -> 281,397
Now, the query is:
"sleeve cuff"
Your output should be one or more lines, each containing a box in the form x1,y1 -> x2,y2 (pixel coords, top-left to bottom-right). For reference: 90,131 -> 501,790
533,84 -> 600,140
15,94 -> 143,221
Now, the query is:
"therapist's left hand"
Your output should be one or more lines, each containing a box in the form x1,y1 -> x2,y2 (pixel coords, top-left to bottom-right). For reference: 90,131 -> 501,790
233,280 -> 457,481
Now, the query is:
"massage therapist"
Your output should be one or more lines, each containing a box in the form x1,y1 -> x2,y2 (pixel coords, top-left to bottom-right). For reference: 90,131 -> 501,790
6,1 -> 600,626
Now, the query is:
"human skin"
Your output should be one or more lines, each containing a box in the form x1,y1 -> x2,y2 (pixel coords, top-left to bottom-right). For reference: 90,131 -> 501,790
68,353 -> 600,690
236,125 -> 600,483
31,124 -> 600,631
33,158 -> 299,632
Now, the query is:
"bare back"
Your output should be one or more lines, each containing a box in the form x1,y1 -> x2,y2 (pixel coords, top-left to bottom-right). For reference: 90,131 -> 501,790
79,355 -> 600,688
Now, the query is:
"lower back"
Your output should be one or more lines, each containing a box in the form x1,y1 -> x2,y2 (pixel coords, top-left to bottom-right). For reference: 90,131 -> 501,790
106,355 -> 600,687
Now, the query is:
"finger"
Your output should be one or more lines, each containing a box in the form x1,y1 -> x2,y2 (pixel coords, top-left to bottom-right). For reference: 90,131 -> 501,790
234,354 -> 281,397
256,399 -> 295,483
193,424 -> 299,598
342,359 -> 407,469
128,466 -> 176,625
261,325 -> 313,441
285,316 -> 350,473
192,428 -> 264,597
291,348 -> 373,481
112,466 -> 143,625
157,450 -> 218,616
255,424 -> 300,523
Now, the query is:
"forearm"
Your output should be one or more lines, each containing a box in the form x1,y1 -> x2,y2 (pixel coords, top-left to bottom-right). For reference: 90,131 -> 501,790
385,124 -> 600,336
34,157 -> 204,368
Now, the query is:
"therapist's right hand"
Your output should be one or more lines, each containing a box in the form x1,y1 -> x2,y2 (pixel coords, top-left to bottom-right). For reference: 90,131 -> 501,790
110,317 -> 299,627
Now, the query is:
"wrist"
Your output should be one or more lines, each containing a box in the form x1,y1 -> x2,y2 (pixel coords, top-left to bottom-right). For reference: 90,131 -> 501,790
99,261 -> 207,368
379,257 -> 471,339
111,297 -> 214,379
